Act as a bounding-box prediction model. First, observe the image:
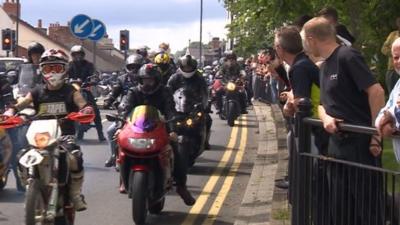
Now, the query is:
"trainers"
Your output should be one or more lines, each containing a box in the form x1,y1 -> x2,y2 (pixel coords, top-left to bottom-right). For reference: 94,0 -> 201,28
72,194 -> 87,211
176,186 -> 196,206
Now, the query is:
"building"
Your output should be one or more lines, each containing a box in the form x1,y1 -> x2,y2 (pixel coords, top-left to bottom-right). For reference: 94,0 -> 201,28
0,0 -> 124,72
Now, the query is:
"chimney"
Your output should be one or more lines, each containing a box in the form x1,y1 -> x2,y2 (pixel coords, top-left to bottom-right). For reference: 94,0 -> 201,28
37,19 -> 42,28
2,0 -> 20,18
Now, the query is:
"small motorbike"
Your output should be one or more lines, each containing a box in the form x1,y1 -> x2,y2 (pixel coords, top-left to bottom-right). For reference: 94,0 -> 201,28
172,88 -> 207,166
212,78 -> 244,126
106,105 -> 174,225
0,111 -> 94,225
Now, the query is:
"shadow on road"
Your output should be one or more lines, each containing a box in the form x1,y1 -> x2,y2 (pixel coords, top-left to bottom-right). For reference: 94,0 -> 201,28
0,188 -> 24,203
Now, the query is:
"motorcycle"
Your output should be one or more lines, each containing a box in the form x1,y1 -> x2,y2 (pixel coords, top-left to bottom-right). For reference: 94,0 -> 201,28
0,111 -> 94,225
0,125 -> 12,191
106,105 -> 174,225
212,78 -> 244,127
172,88 -> 207,166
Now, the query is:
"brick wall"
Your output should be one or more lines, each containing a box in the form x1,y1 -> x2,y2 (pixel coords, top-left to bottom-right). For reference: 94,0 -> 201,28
2,0 -> 19,17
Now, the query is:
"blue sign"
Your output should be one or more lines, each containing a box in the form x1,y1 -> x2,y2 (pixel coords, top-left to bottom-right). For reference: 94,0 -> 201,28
70,14 -> 93,39
88,19 -> 106,42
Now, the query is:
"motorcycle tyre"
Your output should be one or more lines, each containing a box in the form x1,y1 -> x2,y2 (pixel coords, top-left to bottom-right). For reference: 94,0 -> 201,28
0,169 -> 9,190
131,171 -> 148,225
25,180 -> 47,225
227,102 -> 236,127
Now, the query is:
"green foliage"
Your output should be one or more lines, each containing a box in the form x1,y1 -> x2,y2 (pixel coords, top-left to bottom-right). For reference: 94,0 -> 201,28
223,0 -> 400,84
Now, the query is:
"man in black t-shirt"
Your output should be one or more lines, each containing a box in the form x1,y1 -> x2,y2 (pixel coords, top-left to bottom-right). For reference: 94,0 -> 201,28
318,6 -> 355,45
274,25 -> 319,117
303,17 -> 385,225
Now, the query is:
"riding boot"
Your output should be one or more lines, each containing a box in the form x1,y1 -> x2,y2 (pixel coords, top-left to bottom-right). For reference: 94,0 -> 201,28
69,171 -> 87,211
176,185 -> 196,206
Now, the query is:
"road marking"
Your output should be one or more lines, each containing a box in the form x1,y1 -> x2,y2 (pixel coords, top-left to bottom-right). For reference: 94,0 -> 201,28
182,121 -> 240,225
202,116 -> 248,225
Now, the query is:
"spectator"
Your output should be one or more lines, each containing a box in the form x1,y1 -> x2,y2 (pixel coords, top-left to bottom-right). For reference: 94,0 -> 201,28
318,6 -> 356,45
303,17 -> 385,225
376,37 -> 400,162
381,17 -> 400,93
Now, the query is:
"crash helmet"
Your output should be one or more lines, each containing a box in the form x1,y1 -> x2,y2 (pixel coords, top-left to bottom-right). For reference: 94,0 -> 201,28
177,54 -> 198,78
126,53 -> 144,73
39,49 -> 69,87
137,64 -> 162,94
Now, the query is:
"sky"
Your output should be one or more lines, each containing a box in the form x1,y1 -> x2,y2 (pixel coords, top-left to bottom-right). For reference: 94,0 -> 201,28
19,0 -> 229,52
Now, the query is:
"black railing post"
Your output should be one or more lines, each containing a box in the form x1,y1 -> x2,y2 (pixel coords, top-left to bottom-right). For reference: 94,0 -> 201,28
292,98 -> 313,225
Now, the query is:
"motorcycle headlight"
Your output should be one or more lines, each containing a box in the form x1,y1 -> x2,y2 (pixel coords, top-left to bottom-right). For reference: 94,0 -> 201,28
197,112 -> 202,117
226,82 -> 236,91
186,118 -> 193,126
34,132 -> 51,149
128,138 -> 156,149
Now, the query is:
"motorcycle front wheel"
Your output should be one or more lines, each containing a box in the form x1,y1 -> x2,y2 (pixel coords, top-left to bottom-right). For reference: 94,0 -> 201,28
25,180 -> 47,225
227,101 -> 237,127
130,171 -> 148,225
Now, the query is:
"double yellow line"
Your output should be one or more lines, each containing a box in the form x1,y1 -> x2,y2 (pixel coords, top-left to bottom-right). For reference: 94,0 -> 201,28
182,116 -> 248,225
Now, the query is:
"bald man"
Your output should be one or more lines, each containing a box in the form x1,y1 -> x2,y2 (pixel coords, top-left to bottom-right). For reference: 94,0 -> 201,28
302,17 -> 385,225
376,37 -> 400,161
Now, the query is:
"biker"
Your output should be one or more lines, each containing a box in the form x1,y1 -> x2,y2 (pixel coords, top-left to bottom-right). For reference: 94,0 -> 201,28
136,46 -> 151,63
5,49 -> 92,211
103,53 -> 145,167
118,63 -> 196,206
167,54 -> 212,149
215,52 -> 248,114
154,52 -> 175,85
67,45 -> 106,141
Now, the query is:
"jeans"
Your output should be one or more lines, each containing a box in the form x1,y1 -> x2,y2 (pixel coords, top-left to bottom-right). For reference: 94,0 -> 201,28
7,125 -> 29,191
106,122 -> 118,157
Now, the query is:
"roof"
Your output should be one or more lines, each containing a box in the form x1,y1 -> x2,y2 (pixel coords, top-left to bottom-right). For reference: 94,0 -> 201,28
9,15 -> 71,51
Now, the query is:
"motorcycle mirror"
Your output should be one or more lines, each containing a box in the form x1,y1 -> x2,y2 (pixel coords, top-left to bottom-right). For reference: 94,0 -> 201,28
5,69 -> 18,85
0,115 -> 24,129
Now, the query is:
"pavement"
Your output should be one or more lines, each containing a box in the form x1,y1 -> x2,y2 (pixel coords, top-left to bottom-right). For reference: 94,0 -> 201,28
233,102 -> 289,225
0,103 -> 290,225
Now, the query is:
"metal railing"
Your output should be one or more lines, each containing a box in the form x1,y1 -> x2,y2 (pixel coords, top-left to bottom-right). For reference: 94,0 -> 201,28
289,98 -> 400,225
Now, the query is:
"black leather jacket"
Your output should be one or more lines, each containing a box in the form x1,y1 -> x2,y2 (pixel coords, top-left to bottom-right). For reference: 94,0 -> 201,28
167,71 -> 208,112
103,73 -> 137,108
118,86 -> 176,122
67,60 -> 95,82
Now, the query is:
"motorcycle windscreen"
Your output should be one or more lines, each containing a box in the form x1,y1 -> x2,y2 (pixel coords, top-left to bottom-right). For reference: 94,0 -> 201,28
127,105 -> 162,133
17,64 -> 42,96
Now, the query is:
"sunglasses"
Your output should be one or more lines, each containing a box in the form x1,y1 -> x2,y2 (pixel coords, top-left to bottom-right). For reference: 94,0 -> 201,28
41,64 -> 65,74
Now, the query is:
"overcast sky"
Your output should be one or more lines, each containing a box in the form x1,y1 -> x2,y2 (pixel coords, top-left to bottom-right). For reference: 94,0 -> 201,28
20,0 -> 228,52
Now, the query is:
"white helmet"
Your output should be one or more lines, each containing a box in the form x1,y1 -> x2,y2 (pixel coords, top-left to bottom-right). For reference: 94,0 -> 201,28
39,49 -> 69,87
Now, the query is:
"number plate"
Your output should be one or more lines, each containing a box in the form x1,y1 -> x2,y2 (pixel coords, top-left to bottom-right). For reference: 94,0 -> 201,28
19,149 -> 44,168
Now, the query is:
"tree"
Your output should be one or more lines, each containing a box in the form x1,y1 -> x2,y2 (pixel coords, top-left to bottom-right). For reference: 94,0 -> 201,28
223,0 -> 400,85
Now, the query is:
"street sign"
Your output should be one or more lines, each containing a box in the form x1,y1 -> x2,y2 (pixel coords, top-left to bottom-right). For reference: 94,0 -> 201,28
88,19 -> 106,42
70,14 -> 93,39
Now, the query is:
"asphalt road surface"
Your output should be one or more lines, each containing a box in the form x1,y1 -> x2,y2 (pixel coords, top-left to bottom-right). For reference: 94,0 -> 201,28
0,109 -> 259,225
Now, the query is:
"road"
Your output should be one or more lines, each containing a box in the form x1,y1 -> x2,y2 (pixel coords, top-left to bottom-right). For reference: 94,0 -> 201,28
0,109 -> 259,225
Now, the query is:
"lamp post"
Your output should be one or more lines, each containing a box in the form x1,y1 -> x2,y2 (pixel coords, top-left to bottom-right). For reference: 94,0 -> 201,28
15,0 -> 20,57
199,0 -> 203,67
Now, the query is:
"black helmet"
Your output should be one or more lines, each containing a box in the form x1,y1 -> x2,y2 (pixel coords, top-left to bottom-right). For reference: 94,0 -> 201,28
137,64 -> 161,94
136,46 -> 148,58
27,42 -> 45,58
126,53 -> 144,73
178,54 -> 197,78
224,51 -> 237,61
